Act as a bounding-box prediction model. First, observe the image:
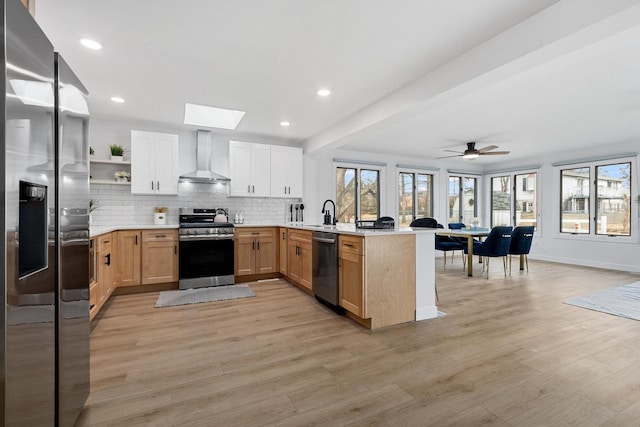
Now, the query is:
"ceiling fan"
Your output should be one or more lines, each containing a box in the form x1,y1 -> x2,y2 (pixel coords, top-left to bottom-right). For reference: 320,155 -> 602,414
438,142 -> 510,160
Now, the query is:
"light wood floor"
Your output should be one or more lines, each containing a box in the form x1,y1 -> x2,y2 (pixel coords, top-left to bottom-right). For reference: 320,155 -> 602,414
78,259 -> 640,426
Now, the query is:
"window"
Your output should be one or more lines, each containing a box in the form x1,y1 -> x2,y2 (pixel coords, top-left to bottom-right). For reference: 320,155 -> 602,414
491,176 -> 510,227
560,161 -> 631,236
449,176 -> 476,223
398,171 -> 433,225
336,166 -> 381,223
490,172 -> 538,229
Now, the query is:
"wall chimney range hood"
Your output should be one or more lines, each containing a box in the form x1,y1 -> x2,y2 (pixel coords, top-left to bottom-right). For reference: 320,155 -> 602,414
179,130 -> 231,183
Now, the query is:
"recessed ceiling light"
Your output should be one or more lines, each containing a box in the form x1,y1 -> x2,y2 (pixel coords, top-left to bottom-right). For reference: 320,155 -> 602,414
316,89 -> 331,97
184,103 -> 245,130
80,38 -> 102,50
280,121 -> 290,127
110,96 -> 125,103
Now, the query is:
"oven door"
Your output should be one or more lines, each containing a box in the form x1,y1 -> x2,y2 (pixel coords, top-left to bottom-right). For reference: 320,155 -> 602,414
179,236 -> 235,289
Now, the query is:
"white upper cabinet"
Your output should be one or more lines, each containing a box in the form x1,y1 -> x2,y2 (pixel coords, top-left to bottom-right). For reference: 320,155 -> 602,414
229,141 -> 271,197
270,145 -> 302,198
131,130 -> 179,195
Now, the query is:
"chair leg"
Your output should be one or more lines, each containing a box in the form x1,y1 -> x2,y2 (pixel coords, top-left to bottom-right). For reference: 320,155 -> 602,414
509,254 -> 512,275
486,257 -> 490,279
503,256 -> 507,276
525,254 -> 529,272
443,251 -> 447,268
435,282 -> 439,302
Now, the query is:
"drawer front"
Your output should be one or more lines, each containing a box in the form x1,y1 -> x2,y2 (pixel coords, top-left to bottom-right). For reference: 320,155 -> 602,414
142,229 -> 178,243
339,235 -> 363,255
288,229 -> 312,244
235,227 -> 276,239
97,233 -> 112,252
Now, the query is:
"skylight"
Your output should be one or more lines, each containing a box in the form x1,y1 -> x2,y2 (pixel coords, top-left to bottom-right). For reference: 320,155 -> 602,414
184,103 -> 246,130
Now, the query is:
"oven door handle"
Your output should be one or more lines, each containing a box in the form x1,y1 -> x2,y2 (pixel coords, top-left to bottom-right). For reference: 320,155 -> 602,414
179,234 -> 234,241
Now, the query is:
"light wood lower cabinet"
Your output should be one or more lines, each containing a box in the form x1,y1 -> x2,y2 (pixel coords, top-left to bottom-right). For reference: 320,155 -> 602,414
234,228 -> 277,276
90,233 -> 114,320
116,230 -> 141,287
278,227 -> 288,275
141,230 -> 178,285
287,229 -> 312,291
338,235 -> 365,317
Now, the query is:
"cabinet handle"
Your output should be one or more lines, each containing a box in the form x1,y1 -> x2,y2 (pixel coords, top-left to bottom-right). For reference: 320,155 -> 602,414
252,185 -> 255,193
103,240 -> 110,244
155,234 -> 166,238
288,186 -> 290,194
257,241 -> 260,250
135,235 -> 138,245
282,232 -> 285,240
247,185 -> 250,193
174,244 -> 177,255
252,241 -> 255,250
151,181 -> 154,190
284,186 -> 287,194
157,181 -> 160,191
105,253 -> 111,266
344,243 -> 355,248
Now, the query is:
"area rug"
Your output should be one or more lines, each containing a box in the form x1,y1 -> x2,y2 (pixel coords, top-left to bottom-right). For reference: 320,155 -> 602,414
563,281 -> 640,320
155,284 -> 255,308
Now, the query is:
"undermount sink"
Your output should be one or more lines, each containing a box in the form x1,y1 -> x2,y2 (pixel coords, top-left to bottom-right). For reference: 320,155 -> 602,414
305,224 -> 336,229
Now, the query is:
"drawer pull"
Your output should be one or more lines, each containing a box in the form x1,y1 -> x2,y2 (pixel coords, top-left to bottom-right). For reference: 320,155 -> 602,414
344,243 -> 355,248
155,234 -> 166,238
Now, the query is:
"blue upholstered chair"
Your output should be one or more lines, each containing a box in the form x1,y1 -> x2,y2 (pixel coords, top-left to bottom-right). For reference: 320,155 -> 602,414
464,226 -> 513,278
509,226 -> 534,273
434,224 -> 465,269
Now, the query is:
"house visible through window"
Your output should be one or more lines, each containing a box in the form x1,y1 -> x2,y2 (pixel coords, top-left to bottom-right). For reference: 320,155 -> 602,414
490,171 -> 538,229
560,161 -> 631,236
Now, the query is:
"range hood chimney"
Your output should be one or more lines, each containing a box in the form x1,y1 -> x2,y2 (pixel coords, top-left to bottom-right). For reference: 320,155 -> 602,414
179,130 -> 231,183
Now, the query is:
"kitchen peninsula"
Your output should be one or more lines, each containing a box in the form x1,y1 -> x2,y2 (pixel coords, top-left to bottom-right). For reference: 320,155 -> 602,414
238,223 -> 438,329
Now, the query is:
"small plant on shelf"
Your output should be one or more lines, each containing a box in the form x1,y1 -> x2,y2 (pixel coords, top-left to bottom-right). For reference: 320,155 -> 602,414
89,199 -> 98,213
109,144 -> 125,160
89,146 -> 95,156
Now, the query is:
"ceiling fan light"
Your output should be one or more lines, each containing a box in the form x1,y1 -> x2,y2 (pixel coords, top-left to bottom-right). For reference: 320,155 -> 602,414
463,153 -> 479,159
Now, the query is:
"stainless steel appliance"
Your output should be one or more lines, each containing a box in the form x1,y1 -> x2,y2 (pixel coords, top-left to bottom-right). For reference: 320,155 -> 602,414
312,231 -> 344,314
1,1 -> 90,424
179,208 -> 235,289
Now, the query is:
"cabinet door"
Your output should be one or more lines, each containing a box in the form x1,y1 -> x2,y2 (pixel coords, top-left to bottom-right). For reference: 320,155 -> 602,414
270,146 -> 302,198
279,228 -> 288,275
116,230 -> 141,287
287,147 -> 303,198
298,243 -> 313,291
339,251 -> 365,317
229,141 -> 253,197
287,241 -> 301,283
131,131 -> 155,194
154,133 -> 179,195
251,143 -> 271,197
235,235 -> 256,276
142,240 -> 178,284
256,234 -> 276,274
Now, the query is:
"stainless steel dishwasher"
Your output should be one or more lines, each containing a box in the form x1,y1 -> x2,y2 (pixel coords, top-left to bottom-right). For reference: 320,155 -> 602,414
312,231 -> 345,314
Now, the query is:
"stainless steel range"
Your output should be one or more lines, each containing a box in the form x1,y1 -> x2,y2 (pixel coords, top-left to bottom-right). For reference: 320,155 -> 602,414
178,208 -> 235,289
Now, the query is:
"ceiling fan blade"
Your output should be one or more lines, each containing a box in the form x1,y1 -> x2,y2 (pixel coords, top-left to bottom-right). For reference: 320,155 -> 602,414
480,151 -> 510,155
443,149 -> 463,154
477,145 -> 498,153
436,154 -> 463,159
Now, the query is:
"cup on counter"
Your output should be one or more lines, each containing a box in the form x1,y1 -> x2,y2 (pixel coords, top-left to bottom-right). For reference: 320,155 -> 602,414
154,212 -> 167,225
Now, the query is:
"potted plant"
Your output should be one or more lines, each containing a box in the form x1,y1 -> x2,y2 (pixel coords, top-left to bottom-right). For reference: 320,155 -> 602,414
114,171 -> 130,182
89,146 -> 95,157
109,144 -> 125,161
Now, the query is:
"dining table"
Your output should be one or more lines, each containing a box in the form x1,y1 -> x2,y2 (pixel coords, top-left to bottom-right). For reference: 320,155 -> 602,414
435,228 -> 491,276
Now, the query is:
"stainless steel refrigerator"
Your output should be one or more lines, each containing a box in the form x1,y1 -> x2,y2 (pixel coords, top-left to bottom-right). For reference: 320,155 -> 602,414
1,0 -> 90,425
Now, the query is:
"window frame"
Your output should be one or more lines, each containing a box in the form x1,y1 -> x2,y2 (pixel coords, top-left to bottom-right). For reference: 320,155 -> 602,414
397,168 -> 435,225
554,156 -> 637,243
448,174 -> 478,224
487,170 -> 539,231
334,161 -> 386,224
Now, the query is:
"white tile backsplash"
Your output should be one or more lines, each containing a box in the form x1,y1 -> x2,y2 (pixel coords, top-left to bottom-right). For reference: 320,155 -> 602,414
89,182 -> 302,226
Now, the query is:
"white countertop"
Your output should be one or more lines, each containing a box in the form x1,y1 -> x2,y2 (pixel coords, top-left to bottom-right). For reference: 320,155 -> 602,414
90,224 -> 178,237
235,222 -> 437,236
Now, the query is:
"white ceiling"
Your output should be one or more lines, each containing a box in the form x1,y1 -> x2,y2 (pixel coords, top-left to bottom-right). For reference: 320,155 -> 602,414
35,0 -> 640,165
